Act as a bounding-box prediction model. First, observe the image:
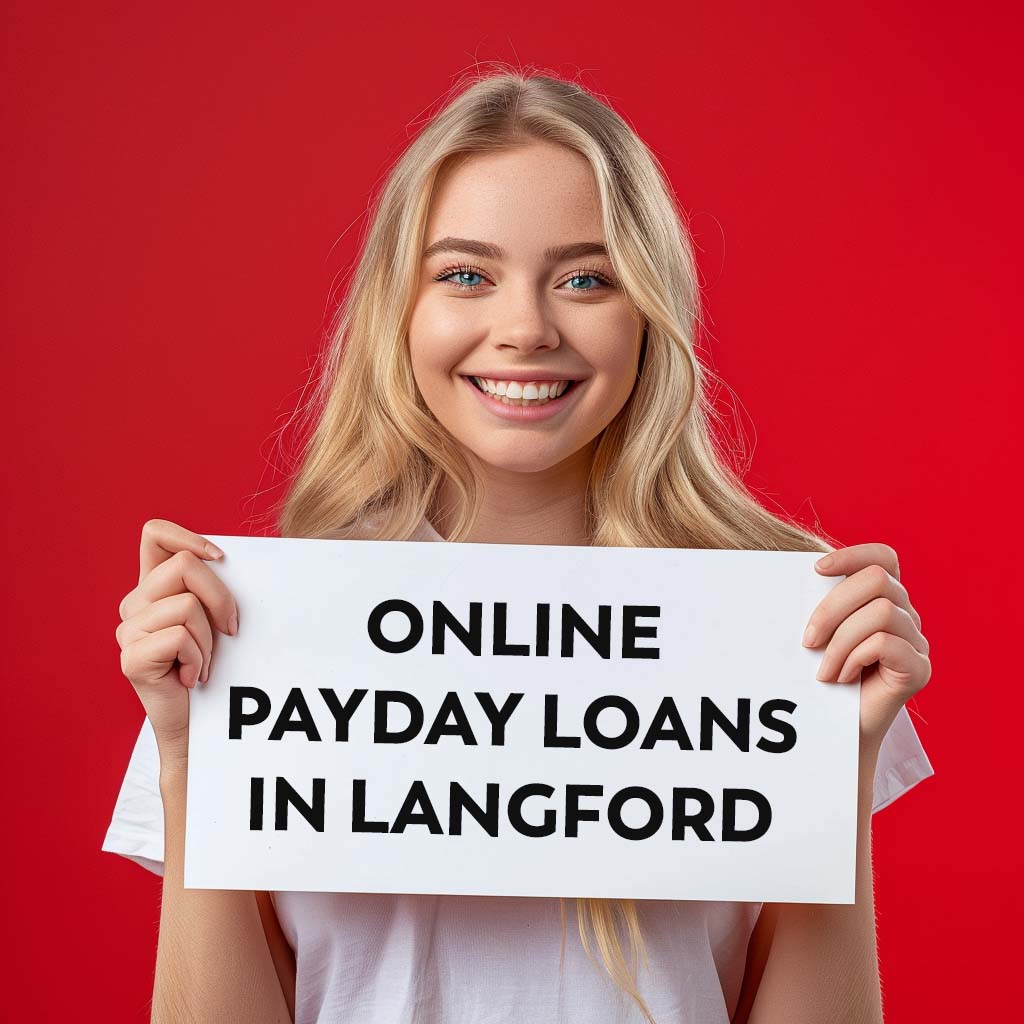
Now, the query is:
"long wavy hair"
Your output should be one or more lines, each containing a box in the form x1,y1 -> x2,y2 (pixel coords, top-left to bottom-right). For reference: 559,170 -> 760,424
273,65 -> 834,1022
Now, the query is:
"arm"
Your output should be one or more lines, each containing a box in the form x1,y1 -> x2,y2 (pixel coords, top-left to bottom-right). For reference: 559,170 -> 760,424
255,891 -> 297,1020
736,542 -> 933,1023
743,743 -> 883,1024
114,523 -> 296,1022
153,766 -> 294,1024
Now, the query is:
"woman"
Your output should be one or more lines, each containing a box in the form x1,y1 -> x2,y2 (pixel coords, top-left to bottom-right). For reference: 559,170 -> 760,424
106,70 -> 934,1023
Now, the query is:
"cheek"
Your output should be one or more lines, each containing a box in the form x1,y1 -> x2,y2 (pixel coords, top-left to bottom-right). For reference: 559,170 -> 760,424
584,316 -> 642,391
407,303 -> 474,427
408,309 -> 448,393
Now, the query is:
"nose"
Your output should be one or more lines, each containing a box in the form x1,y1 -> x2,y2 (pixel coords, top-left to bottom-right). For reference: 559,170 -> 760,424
491,284 -> 560,355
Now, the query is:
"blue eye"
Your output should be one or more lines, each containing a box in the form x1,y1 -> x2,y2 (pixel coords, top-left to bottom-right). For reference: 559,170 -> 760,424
567,274 -> 599,290
435,266 -> 489,290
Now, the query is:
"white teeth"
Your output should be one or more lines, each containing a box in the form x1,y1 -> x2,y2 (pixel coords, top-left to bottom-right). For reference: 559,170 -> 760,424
469,376 -> 576,406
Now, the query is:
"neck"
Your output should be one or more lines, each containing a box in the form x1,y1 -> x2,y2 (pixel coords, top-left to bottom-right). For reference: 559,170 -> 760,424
431,443 -> 595,546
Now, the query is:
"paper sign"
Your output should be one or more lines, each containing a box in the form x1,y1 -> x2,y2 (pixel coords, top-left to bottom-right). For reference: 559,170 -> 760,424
183,536 -> 858,903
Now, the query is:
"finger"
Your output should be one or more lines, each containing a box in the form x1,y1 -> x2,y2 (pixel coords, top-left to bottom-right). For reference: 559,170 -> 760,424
815,543 -> 900,581
120,623 -> 205,691
816,596 -> 929,682
137,518 -> 225,585
834,632 -> 932,696
120,548 -> 238,637
803,563 -> 912,649
116,591 -> 216,684
820,543 -> 926,631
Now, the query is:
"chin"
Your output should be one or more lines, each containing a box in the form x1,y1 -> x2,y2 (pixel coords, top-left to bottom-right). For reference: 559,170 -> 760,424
470,445 -> 570,475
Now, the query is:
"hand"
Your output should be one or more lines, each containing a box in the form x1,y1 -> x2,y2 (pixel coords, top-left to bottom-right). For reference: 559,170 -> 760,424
802,542 -> 931,755
115,519 -> 239,773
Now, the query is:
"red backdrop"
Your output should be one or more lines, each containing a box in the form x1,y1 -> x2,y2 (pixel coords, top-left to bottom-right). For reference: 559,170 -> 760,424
4,1 -> 1020,1019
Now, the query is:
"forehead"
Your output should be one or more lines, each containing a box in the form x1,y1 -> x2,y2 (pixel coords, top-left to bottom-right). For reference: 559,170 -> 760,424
424,142 -> 605,255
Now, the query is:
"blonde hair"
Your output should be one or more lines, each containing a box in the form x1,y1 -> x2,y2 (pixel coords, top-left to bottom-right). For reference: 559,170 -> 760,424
271,64 -> 834,1022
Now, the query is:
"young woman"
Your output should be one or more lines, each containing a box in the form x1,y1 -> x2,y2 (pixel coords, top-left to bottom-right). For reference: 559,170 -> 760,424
106,70 -> 934,1023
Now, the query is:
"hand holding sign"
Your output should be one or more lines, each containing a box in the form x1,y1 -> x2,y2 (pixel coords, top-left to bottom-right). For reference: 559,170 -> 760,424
803,543 -> 932,754
115,519 -> 240,772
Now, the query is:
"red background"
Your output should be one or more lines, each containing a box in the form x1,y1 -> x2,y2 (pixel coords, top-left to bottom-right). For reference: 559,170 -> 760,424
4,1 -> 1020,1019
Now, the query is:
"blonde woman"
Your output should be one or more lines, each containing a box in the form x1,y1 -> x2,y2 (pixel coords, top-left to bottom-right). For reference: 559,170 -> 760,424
105,69 -> 934,1024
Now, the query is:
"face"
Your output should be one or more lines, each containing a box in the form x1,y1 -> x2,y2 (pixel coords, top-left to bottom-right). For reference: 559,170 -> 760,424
408,140 -> 645,474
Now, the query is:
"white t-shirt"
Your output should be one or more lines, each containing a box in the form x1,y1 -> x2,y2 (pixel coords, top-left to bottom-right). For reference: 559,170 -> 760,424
102,518 -> 935,1023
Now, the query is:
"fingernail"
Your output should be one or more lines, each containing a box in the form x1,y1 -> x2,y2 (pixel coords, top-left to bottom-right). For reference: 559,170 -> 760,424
228,610 -> 238,636
205,542 -> 225,559
802,624 -> 817,647
815,554 -> 833,570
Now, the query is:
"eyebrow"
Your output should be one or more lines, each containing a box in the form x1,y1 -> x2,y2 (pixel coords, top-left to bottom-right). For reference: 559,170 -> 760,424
421,236 -> 610,264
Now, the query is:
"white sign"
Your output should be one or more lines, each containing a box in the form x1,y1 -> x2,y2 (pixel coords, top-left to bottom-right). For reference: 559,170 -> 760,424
184,536 -> 858,903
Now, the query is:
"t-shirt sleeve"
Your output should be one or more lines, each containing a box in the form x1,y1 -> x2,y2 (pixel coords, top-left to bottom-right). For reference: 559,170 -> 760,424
870,703 -> 935,814
101,716 -> 165,877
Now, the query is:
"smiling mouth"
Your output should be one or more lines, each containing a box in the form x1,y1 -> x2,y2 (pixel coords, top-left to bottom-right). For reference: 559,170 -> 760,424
463,375 -> 580,407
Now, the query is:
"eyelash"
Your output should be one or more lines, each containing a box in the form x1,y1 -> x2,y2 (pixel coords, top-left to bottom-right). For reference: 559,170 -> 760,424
433,263 -> 616,293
